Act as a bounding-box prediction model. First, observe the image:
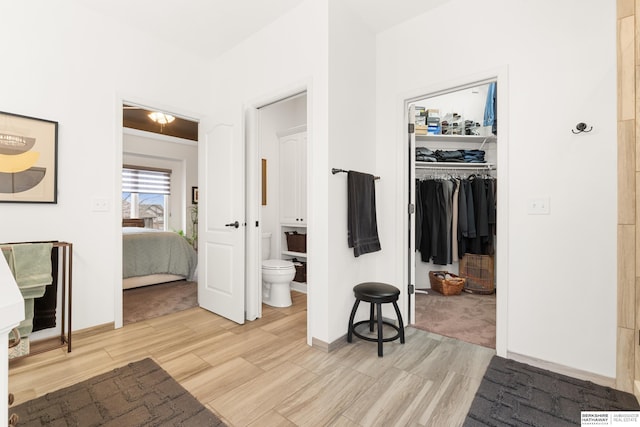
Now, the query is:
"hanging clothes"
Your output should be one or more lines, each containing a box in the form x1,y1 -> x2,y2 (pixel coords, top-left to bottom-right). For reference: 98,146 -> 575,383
415,179 -> 423,251
483,82 -> 497,135
451,178 -> 460,262
419,179 -> 438,262
416,174 -> 496,265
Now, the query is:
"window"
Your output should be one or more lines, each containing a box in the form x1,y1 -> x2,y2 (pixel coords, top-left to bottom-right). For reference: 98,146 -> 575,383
122,166 -> 171,230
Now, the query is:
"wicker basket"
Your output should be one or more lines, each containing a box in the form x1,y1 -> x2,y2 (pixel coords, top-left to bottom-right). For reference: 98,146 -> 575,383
292,259 -> 307,283
459,254 -> 495,294
429,271 -> 466,296
285,231 -> 306,253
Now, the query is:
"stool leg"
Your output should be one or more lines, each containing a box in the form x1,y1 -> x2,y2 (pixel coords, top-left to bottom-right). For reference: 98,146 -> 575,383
369,302 -> 375,332
377,303 -> 383,357
347,299 -> 360,343
392,301 -> 405,344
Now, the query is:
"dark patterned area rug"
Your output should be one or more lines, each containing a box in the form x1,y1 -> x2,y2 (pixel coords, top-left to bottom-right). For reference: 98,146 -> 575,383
464,356 -> 640,426
11,358 -> 225,426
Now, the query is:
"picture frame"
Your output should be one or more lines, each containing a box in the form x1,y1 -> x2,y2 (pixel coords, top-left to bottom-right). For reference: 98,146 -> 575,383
261,158 -> 267,206
192,186 -> 198,204
0,111 -> 58,203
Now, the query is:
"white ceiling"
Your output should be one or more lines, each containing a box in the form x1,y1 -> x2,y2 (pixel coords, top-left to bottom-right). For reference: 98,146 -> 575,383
82,0 -> 450,59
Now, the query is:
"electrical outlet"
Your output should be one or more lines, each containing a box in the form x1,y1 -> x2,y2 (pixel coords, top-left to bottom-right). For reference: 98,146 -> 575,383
527,197 -> 550,215
91,197 -> 110,212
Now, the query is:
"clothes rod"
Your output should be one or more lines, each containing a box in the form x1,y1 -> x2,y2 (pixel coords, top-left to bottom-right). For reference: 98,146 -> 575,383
415,162 -> 495,170
331,168 -> 380,180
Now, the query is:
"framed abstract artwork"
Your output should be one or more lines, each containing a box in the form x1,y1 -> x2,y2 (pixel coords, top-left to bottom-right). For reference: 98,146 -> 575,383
0,111 -> 58,203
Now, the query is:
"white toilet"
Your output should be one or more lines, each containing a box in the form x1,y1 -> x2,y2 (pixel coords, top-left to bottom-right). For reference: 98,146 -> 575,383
262,232 -> 295,307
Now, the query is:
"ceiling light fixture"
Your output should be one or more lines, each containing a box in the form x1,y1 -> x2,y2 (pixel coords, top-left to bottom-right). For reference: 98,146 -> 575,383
148,112 -> 175,125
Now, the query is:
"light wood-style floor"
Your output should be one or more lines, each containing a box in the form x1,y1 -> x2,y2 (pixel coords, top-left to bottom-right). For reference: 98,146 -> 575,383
9,292 -> 495,426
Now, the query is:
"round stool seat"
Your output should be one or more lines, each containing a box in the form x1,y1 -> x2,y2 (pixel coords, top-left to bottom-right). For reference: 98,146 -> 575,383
347,282 -> 405,357
353,282 -> 400,303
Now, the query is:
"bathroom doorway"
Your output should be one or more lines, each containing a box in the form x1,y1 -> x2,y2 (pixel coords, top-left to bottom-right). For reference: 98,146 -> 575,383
252,92 -> 308,324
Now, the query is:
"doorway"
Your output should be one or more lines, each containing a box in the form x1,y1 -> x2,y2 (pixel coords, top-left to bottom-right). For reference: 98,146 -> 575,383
249,91 -> 308,324
404,71 -> 508,356
120,102 -> 200,325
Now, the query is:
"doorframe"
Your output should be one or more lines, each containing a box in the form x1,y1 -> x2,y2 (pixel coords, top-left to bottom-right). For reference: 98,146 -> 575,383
399,67 -> 509,356
113,94 -> 202,329
244,84 -> 310,338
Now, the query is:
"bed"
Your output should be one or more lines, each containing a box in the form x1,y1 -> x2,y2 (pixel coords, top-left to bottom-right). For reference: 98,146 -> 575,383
122,226 -> 198,289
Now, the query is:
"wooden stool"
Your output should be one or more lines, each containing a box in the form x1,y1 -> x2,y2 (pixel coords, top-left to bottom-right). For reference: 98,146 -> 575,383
347,282 -> 405,357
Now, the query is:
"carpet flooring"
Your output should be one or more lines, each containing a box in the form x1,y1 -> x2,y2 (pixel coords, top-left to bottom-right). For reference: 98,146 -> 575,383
413,290 -> 496,348
10,358 -> 225,426
464,356 -> 640,426
123,280 -> 198,325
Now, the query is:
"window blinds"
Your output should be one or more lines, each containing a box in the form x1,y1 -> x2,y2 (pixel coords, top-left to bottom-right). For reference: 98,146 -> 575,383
122,166 -> 171,195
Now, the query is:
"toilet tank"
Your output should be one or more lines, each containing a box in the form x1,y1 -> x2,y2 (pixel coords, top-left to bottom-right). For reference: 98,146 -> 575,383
261,232 -> 272,260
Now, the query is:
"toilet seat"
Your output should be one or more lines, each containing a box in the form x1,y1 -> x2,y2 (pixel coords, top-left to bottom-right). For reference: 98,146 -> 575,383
262,259 -> 294,270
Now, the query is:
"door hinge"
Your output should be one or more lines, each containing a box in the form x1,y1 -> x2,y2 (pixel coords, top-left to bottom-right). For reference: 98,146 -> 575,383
408,284 -> 415,294
408,123 -> 415,134
408,203 -> 415,214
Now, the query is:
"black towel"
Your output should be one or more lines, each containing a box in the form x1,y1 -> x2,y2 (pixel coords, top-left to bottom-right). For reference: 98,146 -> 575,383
347,171 -> 381,257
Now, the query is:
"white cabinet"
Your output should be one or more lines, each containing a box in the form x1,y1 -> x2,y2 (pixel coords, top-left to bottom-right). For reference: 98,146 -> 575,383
279,131 -> 307,225
278,128 -> 307,291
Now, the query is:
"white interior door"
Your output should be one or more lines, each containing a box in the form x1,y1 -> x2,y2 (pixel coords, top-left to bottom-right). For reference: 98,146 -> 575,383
408,104 -> 416,325
198,122 -> 245,324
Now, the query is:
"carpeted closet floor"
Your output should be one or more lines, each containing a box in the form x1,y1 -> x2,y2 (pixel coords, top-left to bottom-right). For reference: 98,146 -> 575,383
413,290 -> 496,348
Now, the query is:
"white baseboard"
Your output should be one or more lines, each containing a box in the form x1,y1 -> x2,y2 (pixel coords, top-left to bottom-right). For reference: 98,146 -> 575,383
507,351 -> 615,388
290,281 -> 307,293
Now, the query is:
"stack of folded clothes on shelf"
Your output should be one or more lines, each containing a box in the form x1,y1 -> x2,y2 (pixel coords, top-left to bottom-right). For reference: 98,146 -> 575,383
416,146 -> 437,162
435,150 -> 464,162
458,149 -> 485,163
415,148 -> 485,163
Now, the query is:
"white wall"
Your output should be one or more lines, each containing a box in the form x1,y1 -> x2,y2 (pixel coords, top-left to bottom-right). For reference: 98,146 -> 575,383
206,0 -> 378,344
376,0 -> 617,377
123,131 -> 198,236
327,0 -> 379,342
205,0 -> 331,341
0,1 -> 210,330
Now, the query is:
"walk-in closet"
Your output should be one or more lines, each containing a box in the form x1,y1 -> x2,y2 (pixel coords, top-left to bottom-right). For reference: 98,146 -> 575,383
409,80 -> 498,349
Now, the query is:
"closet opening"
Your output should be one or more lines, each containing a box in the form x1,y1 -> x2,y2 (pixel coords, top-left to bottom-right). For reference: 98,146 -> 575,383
406,78 -> 500,350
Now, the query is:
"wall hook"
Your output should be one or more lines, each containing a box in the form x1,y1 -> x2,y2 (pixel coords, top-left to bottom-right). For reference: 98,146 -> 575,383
572,122 -> 592,134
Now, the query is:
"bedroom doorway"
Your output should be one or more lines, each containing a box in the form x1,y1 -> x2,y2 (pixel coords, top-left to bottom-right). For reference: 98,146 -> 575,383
121,102 -> 200,325
247,90 -> 308,332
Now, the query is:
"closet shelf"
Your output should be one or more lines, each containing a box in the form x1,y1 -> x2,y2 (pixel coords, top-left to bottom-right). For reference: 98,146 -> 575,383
282,250 -> 307,258
416,134 -> 496,143
416,162 -> 495,170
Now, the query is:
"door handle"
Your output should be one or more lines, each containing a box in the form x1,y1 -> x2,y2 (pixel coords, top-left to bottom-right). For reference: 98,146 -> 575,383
225,221 -> 239,229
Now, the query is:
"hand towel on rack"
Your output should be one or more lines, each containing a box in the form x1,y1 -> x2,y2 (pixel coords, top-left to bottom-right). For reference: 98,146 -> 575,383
1,243 -> 53,295
347,171 -> 381,257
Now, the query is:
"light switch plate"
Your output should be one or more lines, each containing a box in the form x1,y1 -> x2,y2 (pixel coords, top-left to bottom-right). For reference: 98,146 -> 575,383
527,197 -> 550,215
91,197 -> 110,212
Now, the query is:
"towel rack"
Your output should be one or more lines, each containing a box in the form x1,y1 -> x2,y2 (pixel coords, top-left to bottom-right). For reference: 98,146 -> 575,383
331,168 -> 380,180
1,241 -> 73,356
